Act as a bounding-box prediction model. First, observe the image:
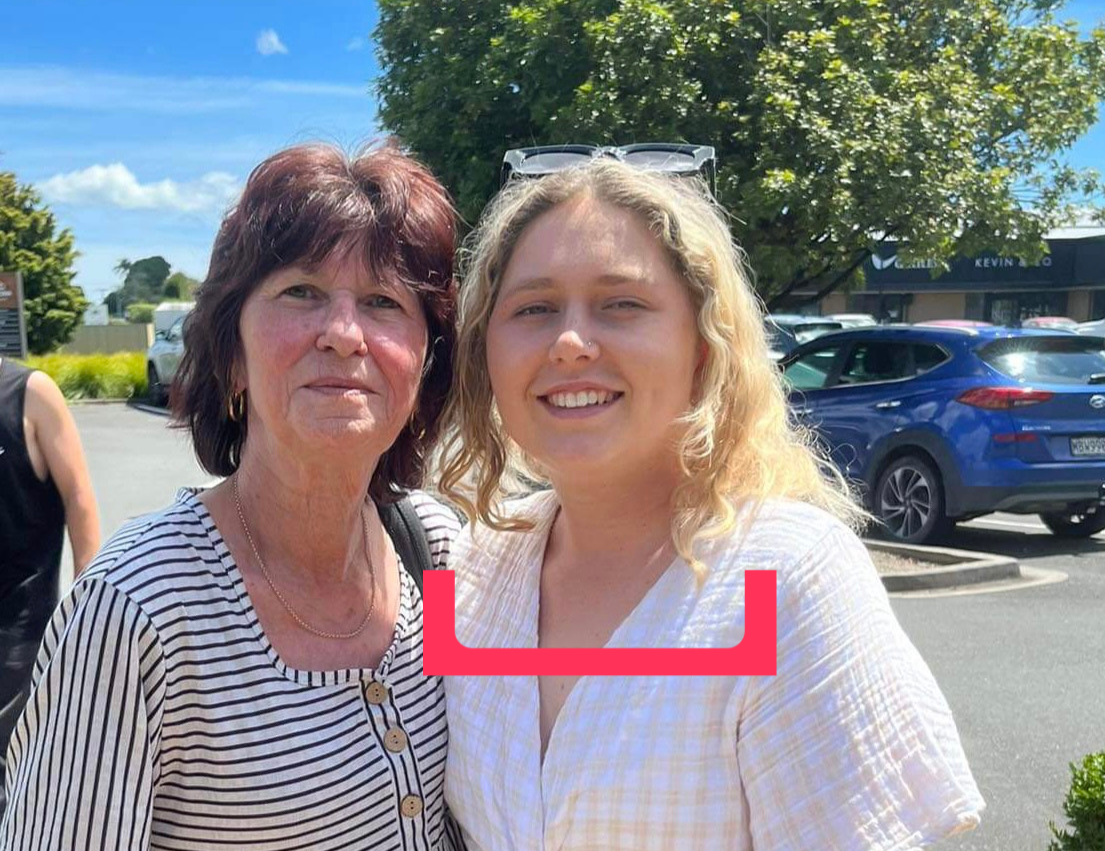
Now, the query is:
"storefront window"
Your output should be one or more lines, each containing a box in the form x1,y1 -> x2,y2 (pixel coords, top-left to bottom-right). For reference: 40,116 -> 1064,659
984,292 -> 1069,326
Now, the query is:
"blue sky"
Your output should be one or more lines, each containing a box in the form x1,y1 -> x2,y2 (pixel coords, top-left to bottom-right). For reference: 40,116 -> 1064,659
2,1 -> 1104,304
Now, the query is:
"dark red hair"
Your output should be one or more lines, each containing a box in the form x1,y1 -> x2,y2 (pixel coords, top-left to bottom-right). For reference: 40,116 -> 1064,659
173,141 -> 457,502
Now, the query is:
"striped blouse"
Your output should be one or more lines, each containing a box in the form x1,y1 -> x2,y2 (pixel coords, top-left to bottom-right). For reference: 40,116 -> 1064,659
1,488 -> 461,851
445,491 -> 984,850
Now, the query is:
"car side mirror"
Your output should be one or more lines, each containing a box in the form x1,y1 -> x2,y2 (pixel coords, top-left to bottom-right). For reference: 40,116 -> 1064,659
155,329 -> 167,341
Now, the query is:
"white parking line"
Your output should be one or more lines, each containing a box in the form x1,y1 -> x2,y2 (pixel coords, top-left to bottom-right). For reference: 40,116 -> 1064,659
963,516 -> 1048,532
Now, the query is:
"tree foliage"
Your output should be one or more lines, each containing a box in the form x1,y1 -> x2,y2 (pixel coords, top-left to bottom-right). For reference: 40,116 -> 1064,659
1049,751 -> 1105,851
0,171 -> 87,354
375,0 -> 1105,305
163,271 -> 199,300
106,255 -> 172,311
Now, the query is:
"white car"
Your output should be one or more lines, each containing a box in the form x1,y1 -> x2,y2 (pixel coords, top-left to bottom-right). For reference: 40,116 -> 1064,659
146,314 -> 187,406
1076,318 -> 1105,338
828,312 -> 878,328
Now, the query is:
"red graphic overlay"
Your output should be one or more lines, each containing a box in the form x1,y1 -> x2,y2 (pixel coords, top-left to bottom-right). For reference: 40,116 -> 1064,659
422,570 -> 777,676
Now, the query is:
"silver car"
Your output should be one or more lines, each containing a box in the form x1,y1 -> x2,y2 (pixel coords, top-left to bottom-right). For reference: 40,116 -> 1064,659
146,315 -> 187,406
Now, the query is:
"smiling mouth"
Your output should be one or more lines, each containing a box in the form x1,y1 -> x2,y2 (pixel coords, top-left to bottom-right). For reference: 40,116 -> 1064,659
541,390 -> 622,409
309,384 -> 371,395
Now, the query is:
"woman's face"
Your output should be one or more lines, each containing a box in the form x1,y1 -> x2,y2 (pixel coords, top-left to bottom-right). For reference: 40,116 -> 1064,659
237,250 -> 428,460
486,195 -> 703,484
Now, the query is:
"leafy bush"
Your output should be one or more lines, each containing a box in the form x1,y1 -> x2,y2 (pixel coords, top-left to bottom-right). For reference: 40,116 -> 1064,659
125,302 -> 156,324
24,352 -> 148,400
1050,752 -> 1105,850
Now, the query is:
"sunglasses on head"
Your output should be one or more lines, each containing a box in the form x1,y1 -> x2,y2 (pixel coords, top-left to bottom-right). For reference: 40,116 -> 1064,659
500,143 -> 717,196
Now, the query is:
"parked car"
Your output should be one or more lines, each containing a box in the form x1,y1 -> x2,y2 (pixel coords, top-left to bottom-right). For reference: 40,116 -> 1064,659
1077,318 -> 1105,337
914,319 -> 994,328
828,313 -> 878,328
765,315 -> 844,360
146,313 -> 188,406
1022,316 -> 1078,330
781,325 -> 1105,543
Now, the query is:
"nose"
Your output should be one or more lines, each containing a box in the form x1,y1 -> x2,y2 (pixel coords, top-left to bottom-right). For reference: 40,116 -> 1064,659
316,293 -> 369,357
548,313 -> 599,363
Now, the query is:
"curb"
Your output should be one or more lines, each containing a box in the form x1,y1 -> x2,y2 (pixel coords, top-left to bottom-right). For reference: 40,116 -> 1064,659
864,539 -> 1021,592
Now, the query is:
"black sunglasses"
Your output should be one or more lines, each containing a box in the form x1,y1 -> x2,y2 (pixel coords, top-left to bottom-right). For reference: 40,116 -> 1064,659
500,143 -> 717,196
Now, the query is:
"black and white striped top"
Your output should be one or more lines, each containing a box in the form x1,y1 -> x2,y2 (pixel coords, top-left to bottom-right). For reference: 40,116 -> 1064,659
1,488 -> 461,851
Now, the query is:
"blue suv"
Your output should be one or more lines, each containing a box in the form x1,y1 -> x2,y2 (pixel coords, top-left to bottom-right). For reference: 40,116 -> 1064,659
781,326 -> 1105,543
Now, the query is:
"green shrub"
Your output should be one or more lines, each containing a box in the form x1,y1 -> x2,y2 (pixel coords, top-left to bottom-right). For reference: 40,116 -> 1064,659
24,352 -> 148,400
125,302 -> 156,324
1050,752 -> 1105,850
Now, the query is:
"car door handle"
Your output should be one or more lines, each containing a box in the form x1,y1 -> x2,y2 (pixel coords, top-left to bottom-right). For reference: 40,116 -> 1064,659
874,400 -> 902,410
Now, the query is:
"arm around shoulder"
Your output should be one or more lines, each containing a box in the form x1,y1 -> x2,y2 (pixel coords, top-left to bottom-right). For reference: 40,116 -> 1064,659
24,372 -> 101,573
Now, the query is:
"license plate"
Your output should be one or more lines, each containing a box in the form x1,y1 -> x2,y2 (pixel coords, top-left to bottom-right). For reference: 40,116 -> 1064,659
1071,436 -> 1105,456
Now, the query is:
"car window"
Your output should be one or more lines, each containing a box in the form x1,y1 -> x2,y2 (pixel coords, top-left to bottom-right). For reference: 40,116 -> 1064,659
168,318 -> 184,341
838,341 -> 912,385
981,336 -> 1105,385
912,343 -> 948,374
783,345 -> 845,390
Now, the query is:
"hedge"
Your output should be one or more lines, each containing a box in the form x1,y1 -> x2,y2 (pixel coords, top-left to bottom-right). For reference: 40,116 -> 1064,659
23,352 -> 148,400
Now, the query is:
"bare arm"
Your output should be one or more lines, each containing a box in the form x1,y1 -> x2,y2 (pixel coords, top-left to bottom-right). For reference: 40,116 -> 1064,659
25,371 -> 101,573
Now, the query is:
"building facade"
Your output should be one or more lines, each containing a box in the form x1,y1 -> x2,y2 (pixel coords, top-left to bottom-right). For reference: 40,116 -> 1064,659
813,226 -> 1105,325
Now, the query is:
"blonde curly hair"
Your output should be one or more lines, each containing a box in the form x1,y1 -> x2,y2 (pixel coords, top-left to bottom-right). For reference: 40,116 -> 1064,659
439,159 -> 863,570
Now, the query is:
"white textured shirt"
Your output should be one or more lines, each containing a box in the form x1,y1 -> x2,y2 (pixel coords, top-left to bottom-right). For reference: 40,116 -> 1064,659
2,488 -> 461,851
444,491 -> 983,850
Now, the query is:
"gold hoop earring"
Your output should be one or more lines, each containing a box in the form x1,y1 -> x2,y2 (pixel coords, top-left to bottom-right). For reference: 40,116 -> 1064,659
227,390 -> 246,423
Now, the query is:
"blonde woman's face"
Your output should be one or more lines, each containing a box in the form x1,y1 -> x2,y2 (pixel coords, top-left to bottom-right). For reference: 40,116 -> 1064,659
486,196 -> 703,484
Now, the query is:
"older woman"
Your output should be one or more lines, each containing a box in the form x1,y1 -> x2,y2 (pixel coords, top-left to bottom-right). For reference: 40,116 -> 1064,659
1,143 -> 461,850
439,160 -> 984,849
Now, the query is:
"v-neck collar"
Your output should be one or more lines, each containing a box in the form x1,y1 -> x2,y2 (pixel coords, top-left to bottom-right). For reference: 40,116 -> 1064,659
515,491 -> 689,792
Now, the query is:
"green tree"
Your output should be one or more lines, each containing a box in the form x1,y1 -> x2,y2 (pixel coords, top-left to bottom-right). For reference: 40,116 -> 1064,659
0,171 -> 87,354
375,0 -> 1105,306
105,255 -> 172,310
163,270 -> 199,300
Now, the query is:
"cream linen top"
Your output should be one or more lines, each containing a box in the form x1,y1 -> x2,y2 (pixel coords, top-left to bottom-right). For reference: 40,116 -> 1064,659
444,491 -> 983,851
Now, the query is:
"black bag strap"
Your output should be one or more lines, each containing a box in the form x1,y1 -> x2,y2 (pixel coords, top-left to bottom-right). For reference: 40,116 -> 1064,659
379,496 -> 433,595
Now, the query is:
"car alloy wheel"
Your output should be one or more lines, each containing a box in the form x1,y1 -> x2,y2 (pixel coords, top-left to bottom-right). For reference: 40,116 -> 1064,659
874,455 -> 948,544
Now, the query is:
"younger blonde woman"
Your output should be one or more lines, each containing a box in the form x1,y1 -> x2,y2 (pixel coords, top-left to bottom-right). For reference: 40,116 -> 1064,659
439,160 -> 983,850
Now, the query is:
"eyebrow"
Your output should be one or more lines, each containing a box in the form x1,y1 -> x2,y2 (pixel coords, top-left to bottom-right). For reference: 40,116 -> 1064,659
502,273 -> 651,294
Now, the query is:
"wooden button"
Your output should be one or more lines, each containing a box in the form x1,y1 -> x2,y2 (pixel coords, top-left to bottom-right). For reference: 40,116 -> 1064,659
365,682 -> 388,705
400,794 -> 423,818
384,727 -> 408,753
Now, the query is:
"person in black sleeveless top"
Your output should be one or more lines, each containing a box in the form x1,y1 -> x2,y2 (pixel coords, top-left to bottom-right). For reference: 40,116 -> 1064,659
0,357 -> 100,817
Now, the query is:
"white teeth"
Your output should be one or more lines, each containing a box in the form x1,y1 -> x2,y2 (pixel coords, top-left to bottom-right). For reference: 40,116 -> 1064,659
547,391 -> 616,409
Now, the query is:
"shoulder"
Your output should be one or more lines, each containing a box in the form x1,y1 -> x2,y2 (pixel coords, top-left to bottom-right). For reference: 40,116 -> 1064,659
79,489 -> 225,611
702,498 -> 873,600
452,489 -> 556,580
402,489 -> 463,569
23,369 -> 70,422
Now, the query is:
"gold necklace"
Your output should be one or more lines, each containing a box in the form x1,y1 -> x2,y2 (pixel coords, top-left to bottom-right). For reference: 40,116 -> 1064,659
232,474 -> 376,640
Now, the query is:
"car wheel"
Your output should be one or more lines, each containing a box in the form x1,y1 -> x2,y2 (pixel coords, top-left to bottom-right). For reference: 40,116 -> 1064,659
874,455 -> 949,544
1039,509 -> 1105,538
147,363 -> 167,406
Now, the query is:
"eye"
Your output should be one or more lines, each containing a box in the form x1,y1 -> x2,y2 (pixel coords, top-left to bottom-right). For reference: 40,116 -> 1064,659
280,283 -> 316,299
606,298 -> 646,310
367,293 -> 403,310
514,303 -> 553,317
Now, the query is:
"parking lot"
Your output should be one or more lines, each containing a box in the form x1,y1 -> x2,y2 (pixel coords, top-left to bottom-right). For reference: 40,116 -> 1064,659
64,402 -> 1104,850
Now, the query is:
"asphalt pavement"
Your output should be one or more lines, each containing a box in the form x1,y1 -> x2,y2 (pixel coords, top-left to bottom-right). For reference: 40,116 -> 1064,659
64,403 -> 1105,850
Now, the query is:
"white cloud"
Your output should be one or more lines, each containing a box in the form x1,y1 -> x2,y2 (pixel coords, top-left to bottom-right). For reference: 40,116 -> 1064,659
346,36 -> 366,52
256,29 -> 288,56
0,66 -> 364,113
38,164 -> 241,215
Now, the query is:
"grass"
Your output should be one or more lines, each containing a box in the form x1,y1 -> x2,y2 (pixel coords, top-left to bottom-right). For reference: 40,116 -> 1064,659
23,352 -> 148,400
